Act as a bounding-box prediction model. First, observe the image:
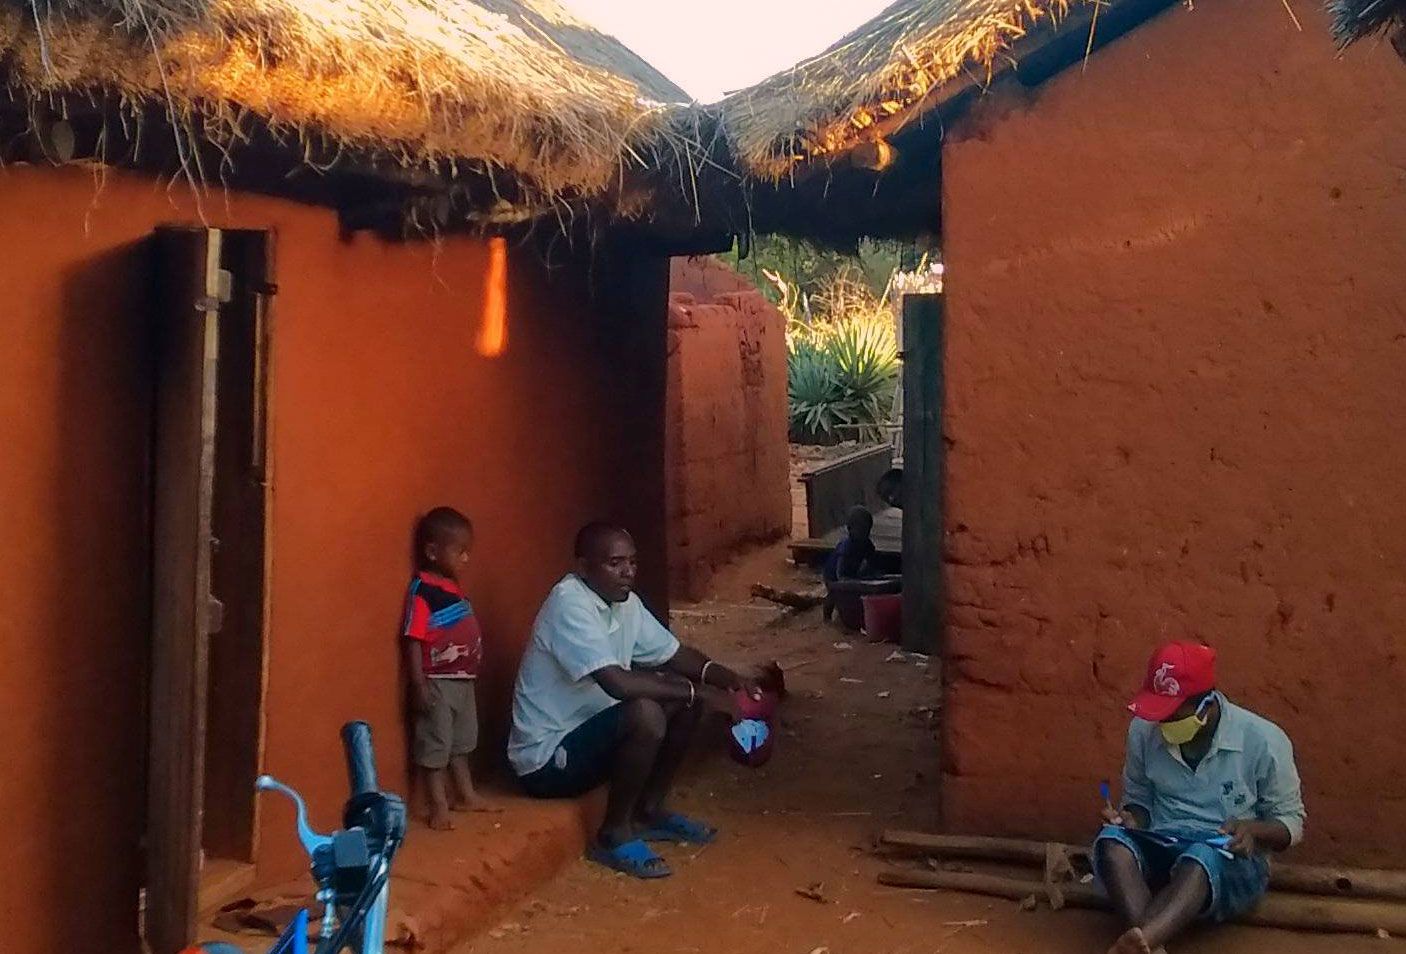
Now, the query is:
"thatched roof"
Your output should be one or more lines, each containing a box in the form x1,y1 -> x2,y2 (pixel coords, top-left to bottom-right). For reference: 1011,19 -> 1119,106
720,0 -> 1406,182
719,0 -> 1076,180
1327,0 -> 1406,49
0,0 -> 691,203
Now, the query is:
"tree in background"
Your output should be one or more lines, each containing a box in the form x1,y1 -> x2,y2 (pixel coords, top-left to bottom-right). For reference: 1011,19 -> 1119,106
725,234 -> 909,313
719,234 -> 938,446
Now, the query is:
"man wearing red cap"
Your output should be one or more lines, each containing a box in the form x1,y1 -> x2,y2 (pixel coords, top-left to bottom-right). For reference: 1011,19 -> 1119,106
1097,641 -> 1305,954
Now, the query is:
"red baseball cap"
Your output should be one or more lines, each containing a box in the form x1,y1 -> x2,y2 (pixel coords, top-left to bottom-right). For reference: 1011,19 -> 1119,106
1128,641 -> 1217,721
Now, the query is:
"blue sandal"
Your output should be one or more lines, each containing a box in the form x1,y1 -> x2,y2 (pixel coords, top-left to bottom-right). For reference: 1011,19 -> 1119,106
588,838 -> 673,879
638,812 -> 717,845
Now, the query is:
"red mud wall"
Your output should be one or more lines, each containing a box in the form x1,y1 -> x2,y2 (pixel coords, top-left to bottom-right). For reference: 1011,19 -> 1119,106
665,257 -> 790,600
937,0 -> 1406,864
0,166 -> 667,954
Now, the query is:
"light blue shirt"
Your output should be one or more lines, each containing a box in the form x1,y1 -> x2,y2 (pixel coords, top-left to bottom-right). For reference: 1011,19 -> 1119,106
508,575 -> 679,775
1121,693 -> 1306,845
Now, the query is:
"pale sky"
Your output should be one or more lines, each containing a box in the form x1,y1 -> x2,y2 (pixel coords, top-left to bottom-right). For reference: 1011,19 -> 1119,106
562,0 -> 895,103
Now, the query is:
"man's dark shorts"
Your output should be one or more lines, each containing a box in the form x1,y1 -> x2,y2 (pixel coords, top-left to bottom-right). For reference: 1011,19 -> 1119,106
1094,826 -> 1270,922
517,703 -> 623,799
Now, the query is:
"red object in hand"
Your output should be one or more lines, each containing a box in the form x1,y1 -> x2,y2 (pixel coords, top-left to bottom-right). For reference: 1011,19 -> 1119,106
728,688 -> 779,767
737,687 -> 778,721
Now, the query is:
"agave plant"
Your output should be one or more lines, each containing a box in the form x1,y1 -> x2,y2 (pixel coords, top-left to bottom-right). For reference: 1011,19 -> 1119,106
787,335 -> 847,441
787,311 -> 899,443
825,316 -> 899,439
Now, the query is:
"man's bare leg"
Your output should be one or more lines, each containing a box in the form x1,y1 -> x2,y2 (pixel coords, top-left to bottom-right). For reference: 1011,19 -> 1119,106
598,698 -> 667,847
1097,839 -> 1166,954
1098,840 -> 1152,928
1125,862 -> 1211,953
636,701 -> 703,826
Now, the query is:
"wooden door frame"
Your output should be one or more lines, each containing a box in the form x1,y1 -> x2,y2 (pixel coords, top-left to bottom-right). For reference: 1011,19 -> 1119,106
147,226 -> 275,952
146,226 -> 224,954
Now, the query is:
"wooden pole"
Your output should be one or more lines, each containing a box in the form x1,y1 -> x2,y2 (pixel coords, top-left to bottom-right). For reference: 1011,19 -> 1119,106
1269,865 -> 1406,902
900,293 -> 944,657
880,867 -> 1103,905
882,830 -> 1053,866
880,830 -> 1406,902
749,583 -> 825,610
879,868 -> 1406,936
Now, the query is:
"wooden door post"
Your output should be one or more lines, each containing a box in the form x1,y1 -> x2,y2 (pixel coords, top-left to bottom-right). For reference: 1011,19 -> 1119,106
146,227 -> 225,954
900,293 -> 945,657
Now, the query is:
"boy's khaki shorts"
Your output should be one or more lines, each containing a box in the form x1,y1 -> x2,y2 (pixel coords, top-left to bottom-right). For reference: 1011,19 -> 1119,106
414,679 -> 478,769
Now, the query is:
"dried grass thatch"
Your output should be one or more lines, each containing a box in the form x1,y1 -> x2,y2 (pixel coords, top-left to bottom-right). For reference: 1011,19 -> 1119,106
1326,0 -> 1406,49
719,0 -> 1080,180
0,0 -> 691,201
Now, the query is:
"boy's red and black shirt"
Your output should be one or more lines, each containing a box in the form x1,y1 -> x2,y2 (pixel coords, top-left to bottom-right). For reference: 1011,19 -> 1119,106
403,571 -> 482,679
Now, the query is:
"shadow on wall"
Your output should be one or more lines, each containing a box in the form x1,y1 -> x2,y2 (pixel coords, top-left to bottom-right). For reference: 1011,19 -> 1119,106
47,241 -> 154,951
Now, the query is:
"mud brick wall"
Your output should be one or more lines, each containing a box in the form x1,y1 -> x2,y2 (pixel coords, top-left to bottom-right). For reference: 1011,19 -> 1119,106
937,0 -> 1406,863
666,258 -> 791,600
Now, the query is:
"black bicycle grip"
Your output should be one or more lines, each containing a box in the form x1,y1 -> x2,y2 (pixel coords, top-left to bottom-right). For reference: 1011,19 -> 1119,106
341,720 -> 379,797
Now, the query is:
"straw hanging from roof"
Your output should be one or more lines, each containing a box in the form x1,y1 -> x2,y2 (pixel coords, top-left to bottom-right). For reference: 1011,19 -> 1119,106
1325,0 -> 1406,51
718,0 -> 1076,180
0,0 -> 691,201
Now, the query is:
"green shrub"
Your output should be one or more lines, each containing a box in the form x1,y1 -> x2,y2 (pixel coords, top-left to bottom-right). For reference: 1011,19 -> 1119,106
787,311 -> 898,443
826,316 -> 899,434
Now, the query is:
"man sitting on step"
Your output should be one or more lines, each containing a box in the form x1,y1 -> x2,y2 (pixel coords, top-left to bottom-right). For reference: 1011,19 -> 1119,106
508,522 -> 754,879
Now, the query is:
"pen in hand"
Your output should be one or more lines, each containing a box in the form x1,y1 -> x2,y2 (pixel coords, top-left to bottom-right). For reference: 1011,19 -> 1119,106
1099,779 -> 1122,826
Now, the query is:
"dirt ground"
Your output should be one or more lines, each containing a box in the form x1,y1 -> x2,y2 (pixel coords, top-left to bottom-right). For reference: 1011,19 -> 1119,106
456,543 -> 1399,954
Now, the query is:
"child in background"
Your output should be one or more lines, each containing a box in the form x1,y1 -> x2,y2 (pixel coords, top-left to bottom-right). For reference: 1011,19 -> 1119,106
822,505 -> 878,622
404,507 -> 486,829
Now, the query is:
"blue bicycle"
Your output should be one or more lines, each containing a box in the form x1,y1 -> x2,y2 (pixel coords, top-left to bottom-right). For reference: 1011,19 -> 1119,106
191,721 -> 406,954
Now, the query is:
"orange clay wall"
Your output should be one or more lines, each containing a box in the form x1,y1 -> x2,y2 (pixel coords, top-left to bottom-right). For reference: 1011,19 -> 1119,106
665,257 -> 791,600
937,0 -> 1406,863
0,165 -> 668,954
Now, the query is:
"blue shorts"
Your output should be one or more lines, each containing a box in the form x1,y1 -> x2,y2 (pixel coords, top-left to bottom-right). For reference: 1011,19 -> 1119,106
1093,826 -> 1269,922
516,704 -> 623,799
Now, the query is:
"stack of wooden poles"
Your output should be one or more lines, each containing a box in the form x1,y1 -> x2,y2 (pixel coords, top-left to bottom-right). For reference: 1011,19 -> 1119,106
878,831 -> 1406,936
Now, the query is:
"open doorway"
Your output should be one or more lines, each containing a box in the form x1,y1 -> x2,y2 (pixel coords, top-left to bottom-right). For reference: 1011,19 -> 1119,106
201,229 -> 274,897
145,226 -> 275,954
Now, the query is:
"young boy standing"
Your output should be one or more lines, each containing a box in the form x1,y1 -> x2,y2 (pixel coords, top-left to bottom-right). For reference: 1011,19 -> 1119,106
404,507 -> 486,830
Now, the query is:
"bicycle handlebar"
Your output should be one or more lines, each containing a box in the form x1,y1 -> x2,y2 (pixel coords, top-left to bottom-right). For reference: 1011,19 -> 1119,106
341,720 -> 378,798
255,775 -> 332,856
243,721 -> 401,954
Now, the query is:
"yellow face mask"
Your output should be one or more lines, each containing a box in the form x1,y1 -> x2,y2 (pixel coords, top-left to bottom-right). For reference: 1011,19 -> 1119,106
1160,696 -> 1213,746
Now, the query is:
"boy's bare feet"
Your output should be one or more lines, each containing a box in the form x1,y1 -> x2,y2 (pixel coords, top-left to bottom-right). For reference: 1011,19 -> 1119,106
449,794 -> 503,814
1108,928 -> 1154,954
446,755 -> 500,812
424,767 -> 456,830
